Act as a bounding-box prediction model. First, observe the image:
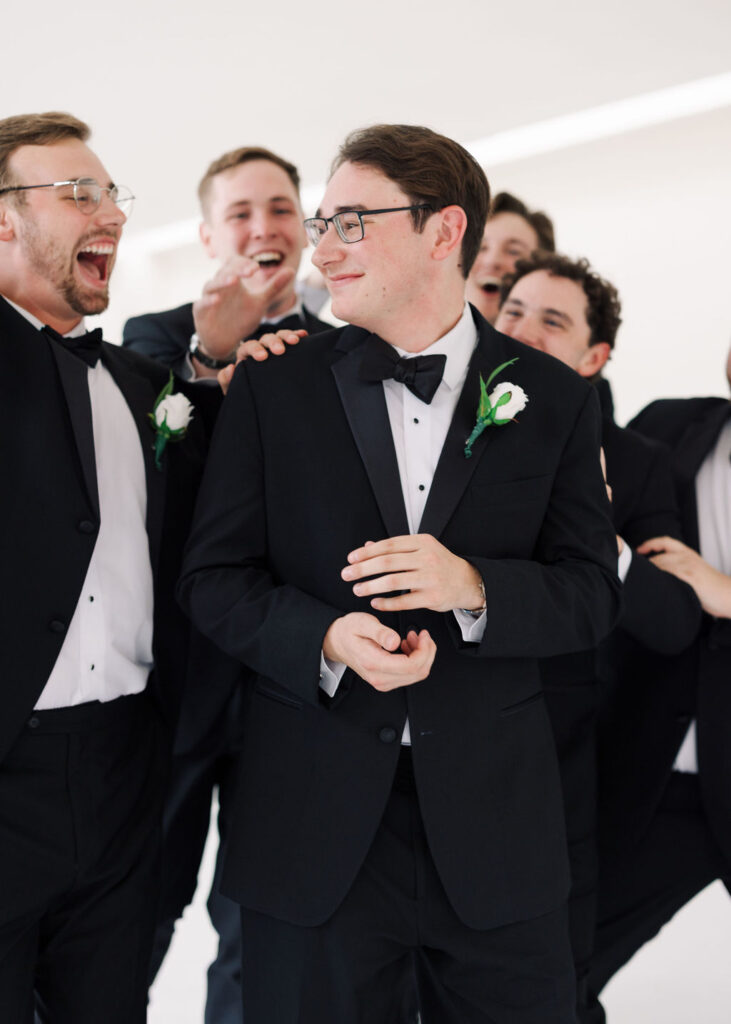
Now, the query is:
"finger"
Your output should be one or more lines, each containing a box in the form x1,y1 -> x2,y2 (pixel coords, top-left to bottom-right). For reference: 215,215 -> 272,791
370,592 -> 425,613
235,341 -> 267,363
347,535 -> 420,565
342,552 -> 417,582
217,365 -> 235,394
260,266 -> 296,301
637,536 -> 674,556
354,572 -> 417,599
352,615 -> 401,652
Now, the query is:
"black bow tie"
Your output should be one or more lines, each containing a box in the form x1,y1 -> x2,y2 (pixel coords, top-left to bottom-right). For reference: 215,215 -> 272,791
43,325 -> 103,367
251,313 -> 304,340
359,334 -> 447,405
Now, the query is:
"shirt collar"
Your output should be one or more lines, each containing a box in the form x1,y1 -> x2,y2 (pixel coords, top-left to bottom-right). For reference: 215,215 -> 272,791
3,296 -> 88,338
262,298 -> 303,326
392,304 -> 477,392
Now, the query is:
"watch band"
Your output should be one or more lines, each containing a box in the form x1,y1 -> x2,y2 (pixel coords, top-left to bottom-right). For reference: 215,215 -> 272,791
189,333 -> 235,371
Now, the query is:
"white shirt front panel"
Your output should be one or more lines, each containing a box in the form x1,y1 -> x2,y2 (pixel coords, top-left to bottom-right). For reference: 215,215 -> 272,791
673,413 -> 731,773
5,302 -> 155,709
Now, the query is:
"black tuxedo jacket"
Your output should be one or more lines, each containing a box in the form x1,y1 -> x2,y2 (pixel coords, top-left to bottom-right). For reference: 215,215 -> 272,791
179,309 -> 622,930
599,396 -> 731,859
0,296 -> 211,763
543,417 -> 701,842
123,301 -> 330,379
122,300 -> 330,752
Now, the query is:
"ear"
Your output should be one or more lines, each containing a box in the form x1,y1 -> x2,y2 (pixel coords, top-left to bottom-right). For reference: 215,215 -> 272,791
199,220 -> 216,260
431,205 -> 467,265
576,341 -> 611,378
0,200 -> 17,242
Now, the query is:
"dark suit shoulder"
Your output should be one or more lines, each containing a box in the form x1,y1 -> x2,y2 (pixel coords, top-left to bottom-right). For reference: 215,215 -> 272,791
629,396 -> 727,445
122,302 -> 194,373
601,418 -> 682,544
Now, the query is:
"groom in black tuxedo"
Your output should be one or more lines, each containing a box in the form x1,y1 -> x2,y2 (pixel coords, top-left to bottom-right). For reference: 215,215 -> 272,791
0,112 -> 210,1023
180,123 -> 622,1023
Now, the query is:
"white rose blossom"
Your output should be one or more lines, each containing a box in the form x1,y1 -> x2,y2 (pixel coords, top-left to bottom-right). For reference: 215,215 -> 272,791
155,392 -> 193,432
488,381 -> 528,423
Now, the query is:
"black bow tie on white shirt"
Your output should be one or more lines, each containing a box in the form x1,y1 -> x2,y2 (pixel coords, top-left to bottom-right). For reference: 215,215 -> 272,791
43,325 -> 104,368
359,334 -> 447,405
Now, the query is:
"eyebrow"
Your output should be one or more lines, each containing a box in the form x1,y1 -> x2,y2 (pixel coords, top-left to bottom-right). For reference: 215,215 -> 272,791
504,297 -> 573,326
225,196 -> 297,210
314,203 -> 368,218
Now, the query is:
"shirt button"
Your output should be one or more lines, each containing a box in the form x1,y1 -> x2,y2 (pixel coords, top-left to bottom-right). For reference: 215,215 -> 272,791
78,520 -> 97,534
49,620 -> 66,634
413,418 -> 419,424
379,726 -> 397,744
418,484 -> 425,491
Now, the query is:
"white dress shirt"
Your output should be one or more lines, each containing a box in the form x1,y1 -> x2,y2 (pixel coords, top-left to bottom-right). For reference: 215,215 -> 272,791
320,305 -> 486,743
674,414 -> 731,773
6,300 -> 154,709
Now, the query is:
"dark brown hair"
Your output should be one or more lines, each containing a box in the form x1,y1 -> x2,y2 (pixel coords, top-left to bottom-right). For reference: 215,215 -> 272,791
198,146 -> 301,216
333,124 -> 490,278
500,252 -> 621,348
489,191 -> 555,253
0,112 -> 89,198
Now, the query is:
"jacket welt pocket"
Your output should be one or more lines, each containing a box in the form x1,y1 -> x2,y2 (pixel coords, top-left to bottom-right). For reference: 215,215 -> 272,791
255,683 -> 304,710
499,691 -> 543,718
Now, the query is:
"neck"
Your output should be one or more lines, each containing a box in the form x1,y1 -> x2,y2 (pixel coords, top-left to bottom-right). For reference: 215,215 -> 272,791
0,270 -> 82,334
265,288 -> 298,321
374,290 -> 465,353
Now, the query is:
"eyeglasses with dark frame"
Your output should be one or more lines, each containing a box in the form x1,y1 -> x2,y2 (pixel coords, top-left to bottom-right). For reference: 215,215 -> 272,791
0,177 -> 135,216
304,204 -> 433,247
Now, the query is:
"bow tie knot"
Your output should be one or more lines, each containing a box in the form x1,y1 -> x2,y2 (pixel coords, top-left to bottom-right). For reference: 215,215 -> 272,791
359,334 -> 446,405
43,325 -> 103,367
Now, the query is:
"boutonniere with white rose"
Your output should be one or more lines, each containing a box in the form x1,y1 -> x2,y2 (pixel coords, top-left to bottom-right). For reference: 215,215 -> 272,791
148,372 -> 194,470
464,357 -> 528,459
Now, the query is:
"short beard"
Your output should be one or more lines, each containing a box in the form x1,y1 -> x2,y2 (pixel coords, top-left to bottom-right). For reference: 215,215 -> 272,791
20,213 -> 111,316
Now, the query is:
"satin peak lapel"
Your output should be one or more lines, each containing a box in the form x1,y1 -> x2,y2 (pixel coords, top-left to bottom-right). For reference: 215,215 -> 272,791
48,342 -> 100,517
101,345 -> 166,573
331,329 -> 410,538
418,339 -> 509,538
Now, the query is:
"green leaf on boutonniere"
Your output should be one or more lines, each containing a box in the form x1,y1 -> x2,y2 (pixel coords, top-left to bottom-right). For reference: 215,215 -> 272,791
464,357 -> 527,458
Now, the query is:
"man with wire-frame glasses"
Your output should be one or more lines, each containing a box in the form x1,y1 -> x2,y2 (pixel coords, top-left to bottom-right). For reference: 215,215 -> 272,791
0,111 -> 212,1023
180,123 -> 622,1024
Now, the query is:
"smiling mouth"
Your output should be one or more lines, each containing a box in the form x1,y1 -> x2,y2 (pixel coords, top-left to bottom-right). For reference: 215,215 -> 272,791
251,251 -> 284,269
77,242 -> 114,284
480,278 -> 501,296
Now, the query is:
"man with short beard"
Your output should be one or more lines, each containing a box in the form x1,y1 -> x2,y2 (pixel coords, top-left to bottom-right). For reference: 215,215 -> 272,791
0,111 -> 211,1023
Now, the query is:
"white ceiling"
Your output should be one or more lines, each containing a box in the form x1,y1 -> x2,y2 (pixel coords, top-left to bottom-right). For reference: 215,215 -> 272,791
4,0 -> 730,237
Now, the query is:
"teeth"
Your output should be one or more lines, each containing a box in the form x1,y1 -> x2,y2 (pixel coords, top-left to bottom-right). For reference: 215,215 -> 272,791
80,243 -> 114,255
252,252 -> 282,263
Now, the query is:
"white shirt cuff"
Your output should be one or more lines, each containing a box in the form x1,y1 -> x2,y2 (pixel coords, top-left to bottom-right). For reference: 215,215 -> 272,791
453,608 -> 487,642
319,653 -> 347,697
617,541 -> 633,582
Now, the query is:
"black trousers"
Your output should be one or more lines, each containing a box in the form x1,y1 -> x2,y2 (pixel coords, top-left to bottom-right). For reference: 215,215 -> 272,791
588,772 -> 731,1020
149,738 -> 243,1024
240,749 -> 577,1024
149,684 -> 246,1024
0,693 -> 165,1024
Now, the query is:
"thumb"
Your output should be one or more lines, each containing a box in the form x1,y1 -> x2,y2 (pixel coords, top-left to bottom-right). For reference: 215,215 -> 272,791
261,266 -> 296,302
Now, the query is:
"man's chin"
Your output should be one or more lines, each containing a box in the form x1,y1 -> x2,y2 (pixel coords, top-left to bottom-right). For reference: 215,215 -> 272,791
67,287 -> 110,318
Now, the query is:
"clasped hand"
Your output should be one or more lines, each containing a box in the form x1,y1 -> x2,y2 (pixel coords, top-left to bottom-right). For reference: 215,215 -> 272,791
638,535 -> 731,618
323,536 -> 484,691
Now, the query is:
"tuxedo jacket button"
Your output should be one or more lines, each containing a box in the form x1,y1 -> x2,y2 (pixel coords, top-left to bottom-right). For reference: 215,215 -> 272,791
379,726 -> 397,744
676,714 -> 692,725
28,716 -> 40,729
49,620 -> 66,634
78,520 -> 97,534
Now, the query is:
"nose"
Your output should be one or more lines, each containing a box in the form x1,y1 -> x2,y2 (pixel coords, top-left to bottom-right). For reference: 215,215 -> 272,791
95,192 -> 126,229
249,208 -> 277,238
311,221 -> 344,271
